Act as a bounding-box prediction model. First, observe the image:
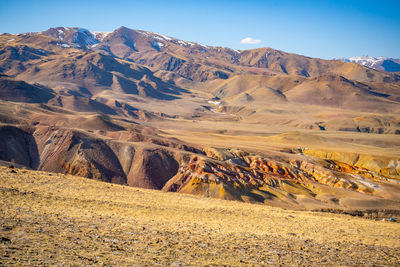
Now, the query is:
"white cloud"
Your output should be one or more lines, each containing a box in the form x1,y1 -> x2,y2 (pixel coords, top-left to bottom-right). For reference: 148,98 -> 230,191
240,37 -> 261,45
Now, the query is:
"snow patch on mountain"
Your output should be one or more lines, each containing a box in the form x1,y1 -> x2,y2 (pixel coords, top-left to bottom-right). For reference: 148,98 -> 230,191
198,43 -> 208,49
56,43 -> 70,48
155,33 -> 172,41
90,31 -> 111,42
229,48 -> 241,54
152,41 -> 164,51
138,30 -> 173,42
57,29 -> 64,40
72,28 -> 99,46
138,30 -> 204,47
176,40 -> 189,46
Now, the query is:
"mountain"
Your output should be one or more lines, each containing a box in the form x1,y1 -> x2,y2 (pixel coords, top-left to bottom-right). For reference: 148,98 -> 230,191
0,26 -> 399,211
336,55 -> 400,72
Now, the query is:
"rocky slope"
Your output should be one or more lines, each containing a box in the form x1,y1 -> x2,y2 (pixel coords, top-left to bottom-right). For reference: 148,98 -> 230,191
163,147 -> 400,209
0,124 -> 199,188
1,123 -> 399,210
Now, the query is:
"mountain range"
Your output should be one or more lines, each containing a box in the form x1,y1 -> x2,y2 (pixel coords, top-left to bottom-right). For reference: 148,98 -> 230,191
336,55 -> 400,72
0,26 -> 399,211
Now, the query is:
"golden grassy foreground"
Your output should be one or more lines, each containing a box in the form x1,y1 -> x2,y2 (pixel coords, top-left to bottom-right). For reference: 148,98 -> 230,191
1,166 -> 399,266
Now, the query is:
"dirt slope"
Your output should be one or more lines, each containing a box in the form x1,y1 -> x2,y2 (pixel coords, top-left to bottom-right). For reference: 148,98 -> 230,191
1,167 -> 399,266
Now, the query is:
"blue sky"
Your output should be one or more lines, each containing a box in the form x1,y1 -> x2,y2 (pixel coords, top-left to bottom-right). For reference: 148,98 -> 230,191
0,0 -> 399,59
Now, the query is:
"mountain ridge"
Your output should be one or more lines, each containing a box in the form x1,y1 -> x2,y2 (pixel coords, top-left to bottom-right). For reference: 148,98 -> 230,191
14,26 -> 398,80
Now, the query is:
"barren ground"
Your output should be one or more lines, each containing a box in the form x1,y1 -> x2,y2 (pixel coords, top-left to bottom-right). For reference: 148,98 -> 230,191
1,166 -> 399,266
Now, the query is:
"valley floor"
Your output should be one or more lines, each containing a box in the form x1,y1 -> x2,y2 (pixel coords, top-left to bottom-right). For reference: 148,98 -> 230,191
1,166 -> 399,266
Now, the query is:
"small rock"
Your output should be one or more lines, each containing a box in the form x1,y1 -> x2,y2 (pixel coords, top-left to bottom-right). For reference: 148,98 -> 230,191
1,237 -> 11,244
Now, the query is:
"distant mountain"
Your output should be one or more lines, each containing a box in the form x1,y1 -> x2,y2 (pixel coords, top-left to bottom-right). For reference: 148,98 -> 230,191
0,26 -> 399,113
1,26 -> 397,84
336,55 -> 400,72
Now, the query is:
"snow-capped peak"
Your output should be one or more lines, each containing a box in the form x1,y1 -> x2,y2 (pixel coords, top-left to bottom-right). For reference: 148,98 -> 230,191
335,55 -> 400,72
347,55 -> 386,67
90,31 -> 111,42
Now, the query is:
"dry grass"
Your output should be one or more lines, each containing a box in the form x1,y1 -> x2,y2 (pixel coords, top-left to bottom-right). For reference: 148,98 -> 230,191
156,119 -> 400,158
1,166 -> 399,266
